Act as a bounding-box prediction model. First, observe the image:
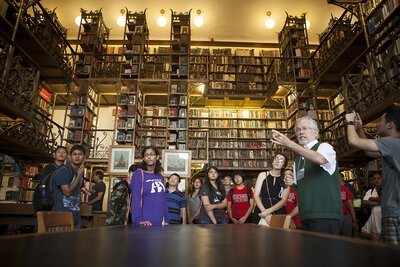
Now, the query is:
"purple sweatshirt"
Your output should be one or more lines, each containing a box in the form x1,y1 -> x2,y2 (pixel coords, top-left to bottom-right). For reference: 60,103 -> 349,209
131,169 -> 169,225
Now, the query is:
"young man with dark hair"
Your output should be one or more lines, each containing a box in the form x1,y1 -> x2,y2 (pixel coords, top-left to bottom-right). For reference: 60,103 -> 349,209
166,173 -> 186,224
52,144 -> 85,228
345,106 -> 400,245
82,170 -> 106,211
35,146 -> 68,183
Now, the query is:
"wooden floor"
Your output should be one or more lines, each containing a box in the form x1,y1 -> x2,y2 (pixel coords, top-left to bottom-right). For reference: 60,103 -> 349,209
0,224 -> 399,267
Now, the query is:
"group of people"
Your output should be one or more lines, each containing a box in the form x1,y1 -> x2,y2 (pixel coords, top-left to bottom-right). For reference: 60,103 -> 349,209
37,105 -> 400,246
35,144 -> 105,228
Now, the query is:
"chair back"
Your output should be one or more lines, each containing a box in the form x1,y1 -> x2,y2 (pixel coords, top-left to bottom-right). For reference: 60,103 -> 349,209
269,214 -> 291,229
37,211 -> 74,233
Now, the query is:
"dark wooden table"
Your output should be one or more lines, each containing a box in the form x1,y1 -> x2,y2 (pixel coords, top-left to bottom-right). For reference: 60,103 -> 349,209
0,224 -> 399,267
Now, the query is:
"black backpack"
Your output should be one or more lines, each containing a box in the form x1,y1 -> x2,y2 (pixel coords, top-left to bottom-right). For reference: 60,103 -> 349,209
229,187 -> 252,204
32,164 -> 72,212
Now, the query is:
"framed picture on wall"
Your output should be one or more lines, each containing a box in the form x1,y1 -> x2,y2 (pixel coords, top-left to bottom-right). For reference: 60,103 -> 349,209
162,150 -> 191,177
108,146 -> 134,175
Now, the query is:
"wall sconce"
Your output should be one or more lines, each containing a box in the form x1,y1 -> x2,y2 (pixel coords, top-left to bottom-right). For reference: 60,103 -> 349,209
194,9 -> 204,27
157,9 -> 167,27
75,15 -> 81,26
116,9 -> 126,27
264,11 -> 275,29
306,19 -> 311,29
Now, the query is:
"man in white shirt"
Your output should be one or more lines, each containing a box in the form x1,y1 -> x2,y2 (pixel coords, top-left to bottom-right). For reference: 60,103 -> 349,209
271,116 -> 343,234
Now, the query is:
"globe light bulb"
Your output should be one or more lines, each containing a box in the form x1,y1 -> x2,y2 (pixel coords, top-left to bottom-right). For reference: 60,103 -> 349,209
194,16 -> 204,27
265,18 -> 275,29
157,15 -> 167,27
75,15 -> 81,26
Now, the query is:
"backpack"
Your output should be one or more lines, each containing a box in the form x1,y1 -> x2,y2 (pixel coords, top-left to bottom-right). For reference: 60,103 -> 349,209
32,164 -> 73,213
229,187 -> 252,204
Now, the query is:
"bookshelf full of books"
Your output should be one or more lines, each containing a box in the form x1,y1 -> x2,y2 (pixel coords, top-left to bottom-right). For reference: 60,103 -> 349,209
74,9 -> 110,79
278,13 -> 311,82
140,105 -> 168,154
114,81 -> 142,145
188,108 -> 209,162
18,166 -> 39,203
170,10 -> 191,79
36,83 -> 54,118
64,84 -> 99,150
364,0 -> 399,104
206,108 -> 287,169
190,48 -> 208,80
167,81 -> 188,150
286,93 -> 316,132
207,49 -> 278,96
339,0 -> 399,121
121,9 -> 149,78
208,48 -> 236,95
0,155 -> 21,203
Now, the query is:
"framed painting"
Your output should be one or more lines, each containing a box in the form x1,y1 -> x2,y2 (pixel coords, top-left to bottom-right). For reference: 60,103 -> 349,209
162,150 -> 192,177
108,146 -> 134,175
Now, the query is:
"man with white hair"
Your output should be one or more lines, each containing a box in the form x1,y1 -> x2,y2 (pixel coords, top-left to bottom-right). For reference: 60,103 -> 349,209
271,116 -> 343,234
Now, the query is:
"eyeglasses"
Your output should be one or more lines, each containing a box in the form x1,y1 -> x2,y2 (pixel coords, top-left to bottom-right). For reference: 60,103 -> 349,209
295,127 -> 314,133
273,157 -> 285,163
144,153 -> 157,157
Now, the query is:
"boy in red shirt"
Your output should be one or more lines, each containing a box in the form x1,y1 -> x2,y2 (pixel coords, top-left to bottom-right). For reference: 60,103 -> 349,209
227,171 -> 254,224
340,173 -> 358,236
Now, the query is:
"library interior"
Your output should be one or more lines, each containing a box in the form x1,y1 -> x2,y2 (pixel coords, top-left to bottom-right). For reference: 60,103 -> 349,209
0,0 -> 399,256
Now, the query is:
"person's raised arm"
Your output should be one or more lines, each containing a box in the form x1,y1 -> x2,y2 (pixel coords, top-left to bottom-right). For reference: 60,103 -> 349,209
271,130 -> 329,165
345,112 -> 380,157
60,165 -> 84,196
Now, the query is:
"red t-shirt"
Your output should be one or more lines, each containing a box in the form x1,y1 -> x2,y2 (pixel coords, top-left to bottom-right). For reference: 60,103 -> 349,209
227,186 -> 253,219
340,185 -> 354,215
285,187 -> 301,229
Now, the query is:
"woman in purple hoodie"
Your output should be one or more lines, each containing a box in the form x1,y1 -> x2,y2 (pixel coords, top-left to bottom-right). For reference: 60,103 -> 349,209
131,146 -> 169,226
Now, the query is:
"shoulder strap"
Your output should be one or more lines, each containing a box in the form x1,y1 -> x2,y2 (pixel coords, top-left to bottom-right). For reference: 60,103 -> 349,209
39,163 -> 59,186
265,174 -> 274,214
229,188 -> 234,203
247,187 -> 252,200
140,169 -> 145,212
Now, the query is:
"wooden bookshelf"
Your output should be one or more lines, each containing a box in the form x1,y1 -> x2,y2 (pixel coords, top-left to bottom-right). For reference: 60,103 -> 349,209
278,13 -> 312,82
121,9 -> 148,79
74,9 -> 111,79
167,81 -> 188,150
113,81 -> 142,146
64,84 -> 99,150
170,10 -> 191,80
37,83 -> 54,118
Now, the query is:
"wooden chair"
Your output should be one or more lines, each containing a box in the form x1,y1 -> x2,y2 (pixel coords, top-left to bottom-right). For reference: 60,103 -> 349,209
37,211 -> 74,233
269,215 -> 292,229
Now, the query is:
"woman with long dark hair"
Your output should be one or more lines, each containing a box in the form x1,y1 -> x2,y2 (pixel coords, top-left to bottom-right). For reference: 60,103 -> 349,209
198,166 -> 228,224
252,153 -> 290,225
187,177 -> 203,224
131,146 -> 169,226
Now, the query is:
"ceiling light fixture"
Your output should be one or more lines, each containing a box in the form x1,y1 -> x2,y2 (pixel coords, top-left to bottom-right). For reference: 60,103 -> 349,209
264,11 -> 275,29
75,15 -> 81,26
116,9 -> 126,27
157,9 -> 167,27
194,9 -> 204,27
